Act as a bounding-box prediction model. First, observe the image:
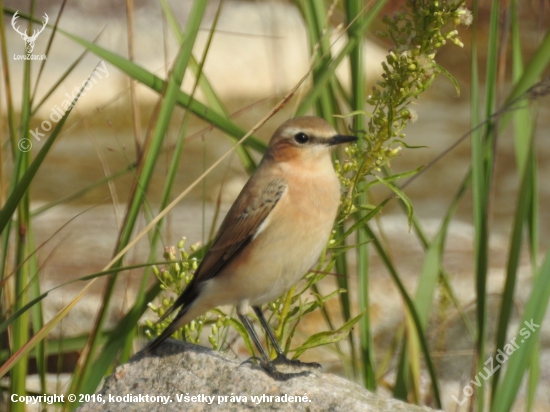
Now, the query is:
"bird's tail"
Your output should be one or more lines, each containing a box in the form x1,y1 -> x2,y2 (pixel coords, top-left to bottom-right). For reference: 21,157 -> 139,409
145,304 -> 190,353
145,285 -> 199,353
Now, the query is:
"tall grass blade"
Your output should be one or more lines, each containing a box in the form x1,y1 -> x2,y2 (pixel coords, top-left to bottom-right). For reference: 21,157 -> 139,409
491,249 -> 550,411
1,7 -> 267,153
160,0 -> 257,173
363,225 -> 441,408
0,280 -> 97,379
70,0 -> 209,396
469,0 -> 496,408
345,0 -> 377,390
11,10 -> 34,402
0,69 -> 91,232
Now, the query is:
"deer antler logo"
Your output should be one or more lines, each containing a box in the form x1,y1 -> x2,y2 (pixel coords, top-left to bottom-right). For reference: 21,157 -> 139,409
12,11 -> 48,54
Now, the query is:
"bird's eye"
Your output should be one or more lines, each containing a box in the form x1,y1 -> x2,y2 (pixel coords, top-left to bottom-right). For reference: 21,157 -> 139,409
293,132 -> 309,144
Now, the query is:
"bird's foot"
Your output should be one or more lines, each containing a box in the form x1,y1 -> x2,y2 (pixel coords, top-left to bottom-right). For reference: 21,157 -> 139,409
272,354 -> 322,370
260,360 -> 312,381
241,356 -> 313,380
239,356 -> 262,368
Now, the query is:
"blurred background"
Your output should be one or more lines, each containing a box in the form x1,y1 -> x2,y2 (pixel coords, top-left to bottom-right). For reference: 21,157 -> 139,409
1,0 -> 550,411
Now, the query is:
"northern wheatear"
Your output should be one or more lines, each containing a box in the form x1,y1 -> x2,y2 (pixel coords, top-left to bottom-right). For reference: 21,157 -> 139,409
146,116 -> 356,379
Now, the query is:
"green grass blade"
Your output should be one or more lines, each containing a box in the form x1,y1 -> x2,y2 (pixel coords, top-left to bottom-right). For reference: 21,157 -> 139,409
225,317 -> 255,357
0,261 -> 171,335
345,0 -> 378,389
394,170 -> 467,401
0,280 -> 97,380
30,0 -> 67,103
0,331 -> 112,361
291,311 -> 365,359
363,224 -> 441,408
118,0 -> 226,366
31,163 -> 137,216
26,231 -> 47,396
470,0 -> 494,408
31,47 -> 90,115
394,226 -> 443,401
0,72 -> 89,233
58,31 -> 265,152
70,0 -> 209,396
74,283 -> 161,404
9,2 -> 36,404
0,0 -> 18,153
295,0 -> 387,116
374,175 -> 414,230
1,7 -> 267,154
491,248 -> 550,411
159,0 -> 257,173
504,29 -> 550,106
491,126 -> 535,398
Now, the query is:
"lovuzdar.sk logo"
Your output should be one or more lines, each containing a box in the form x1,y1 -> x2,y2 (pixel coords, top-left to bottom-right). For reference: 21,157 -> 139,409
12,11 -> 48,60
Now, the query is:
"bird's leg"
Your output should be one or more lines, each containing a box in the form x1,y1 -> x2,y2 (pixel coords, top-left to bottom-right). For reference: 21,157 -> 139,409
237,313 -> 271,365
252,306 -> 322,370
238,313 -> 311,380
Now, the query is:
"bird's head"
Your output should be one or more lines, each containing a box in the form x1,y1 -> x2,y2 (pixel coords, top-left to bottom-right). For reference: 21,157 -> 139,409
265,116 -> 357,164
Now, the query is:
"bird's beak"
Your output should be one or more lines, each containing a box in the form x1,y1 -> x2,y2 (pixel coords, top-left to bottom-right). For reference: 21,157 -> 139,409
327,134 -> 357,146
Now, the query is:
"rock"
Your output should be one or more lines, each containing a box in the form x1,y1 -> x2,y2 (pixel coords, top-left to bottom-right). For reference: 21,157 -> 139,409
78,339 -> 439,411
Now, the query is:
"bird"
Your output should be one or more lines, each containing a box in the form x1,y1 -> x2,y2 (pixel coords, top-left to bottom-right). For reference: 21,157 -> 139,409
146,116 -> 357,380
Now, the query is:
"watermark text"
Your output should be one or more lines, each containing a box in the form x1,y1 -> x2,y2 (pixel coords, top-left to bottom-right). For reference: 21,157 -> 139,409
452,318 -> 540,406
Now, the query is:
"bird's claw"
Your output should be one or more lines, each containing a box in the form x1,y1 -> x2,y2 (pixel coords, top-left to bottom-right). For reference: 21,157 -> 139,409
272,354 -> 322,370
240,356 -> 317,380
259,360 -> 312,381
239,356 -> 262,368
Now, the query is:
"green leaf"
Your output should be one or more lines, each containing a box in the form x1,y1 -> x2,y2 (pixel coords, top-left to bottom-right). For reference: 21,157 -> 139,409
374,175 -> 414,230
364,166 -> 424,190
226,317 -> 255,357
290,311 -> 364,359
393,140 -> 429,149
336,197 -> 390,242
434,62 -> 460,96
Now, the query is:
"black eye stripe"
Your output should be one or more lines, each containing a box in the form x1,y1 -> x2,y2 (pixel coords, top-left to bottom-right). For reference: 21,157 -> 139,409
293,132 -> 309,144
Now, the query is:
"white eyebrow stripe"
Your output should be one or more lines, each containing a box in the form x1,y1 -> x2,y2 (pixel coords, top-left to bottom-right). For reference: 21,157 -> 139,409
284,127 -> 335,140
